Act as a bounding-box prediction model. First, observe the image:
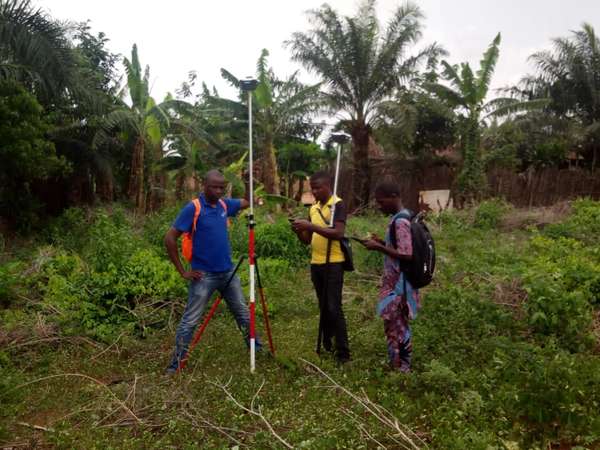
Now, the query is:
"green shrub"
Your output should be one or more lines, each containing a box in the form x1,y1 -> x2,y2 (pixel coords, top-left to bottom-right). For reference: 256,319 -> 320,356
473,198 -> 511,229
494,344 -> 600,446
37,245 -> 185,340
521,234 -> 598,351
524,273 -> 594,351
142,205 -> 182,251
0,262 -> 24,307
83,211 -> 142,271
230,216 -> 309,265
45,207 -> 90,252
545,198 -> 600,245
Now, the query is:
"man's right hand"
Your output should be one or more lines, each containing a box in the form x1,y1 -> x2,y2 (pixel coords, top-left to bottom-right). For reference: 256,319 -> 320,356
181,270 -> 203,281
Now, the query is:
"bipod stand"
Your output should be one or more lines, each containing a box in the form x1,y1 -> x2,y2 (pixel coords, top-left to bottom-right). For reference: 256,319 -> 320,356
176,256 -> 245,373
254,256 -> 276,355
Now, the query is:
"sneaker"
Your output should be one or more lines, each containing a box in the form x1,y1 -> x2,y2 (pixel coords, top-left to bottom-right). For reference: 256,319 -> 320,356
164,367 -> 177,376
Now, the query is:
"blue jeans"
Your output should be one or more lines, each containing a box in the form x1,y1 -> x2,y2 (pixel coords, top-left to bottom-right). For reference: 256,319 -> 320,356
168,270 -> 261,371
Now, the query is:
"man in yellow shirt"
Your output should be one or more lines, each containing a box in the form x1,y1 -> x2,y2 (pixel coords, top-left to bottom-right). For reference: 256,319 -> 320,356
292,171 -> 350,364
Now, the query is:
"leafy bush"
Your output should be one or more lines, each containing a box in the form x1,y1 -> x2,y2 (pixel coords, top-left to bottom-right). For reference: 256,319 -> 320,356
0,262 -> 24,307
544,198 -> 600,245
230,215 -> 309,265
142,205 -> 182,250
82,210 -> 142,271
45,207 -> 91,252
521,234 -> 599,351
37,242 -> 184,340
473,198 -> 511,229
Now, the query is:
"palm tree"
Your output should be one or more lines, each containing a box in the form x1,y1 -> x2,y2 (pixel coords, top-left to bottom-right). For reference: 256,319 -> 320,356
220,49 -> 321,195
286,0 -> 442,207
0,0 -> 76,102
425,34 -> 546,203
93,44 -> 169,213
528,23 -> 600,171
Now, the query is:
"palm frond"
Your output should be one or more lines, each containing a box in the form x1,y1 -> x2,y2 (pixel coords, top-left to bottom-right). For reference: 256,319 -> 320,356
255,49 -> 273,108
0,0 -> 76,101
424,82 -> 465,108
220,68 -> 240,89
476,33 -> 501,102
483,97 -> 549,119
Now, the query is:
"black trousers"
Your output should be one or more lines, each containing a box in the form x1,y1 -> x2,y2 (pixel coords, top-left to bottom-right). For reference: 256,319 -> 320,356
310,263 -> 350,359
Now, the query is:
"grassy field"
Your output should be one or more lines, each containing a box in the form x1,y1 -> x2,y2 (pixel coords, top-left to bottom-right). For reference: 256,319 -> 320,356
1,199 -> 599,449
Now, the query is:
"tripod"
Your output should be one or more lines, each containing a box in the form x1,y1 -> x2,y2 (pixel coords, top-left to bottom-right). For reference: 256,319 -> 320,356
176,255 -> 276,373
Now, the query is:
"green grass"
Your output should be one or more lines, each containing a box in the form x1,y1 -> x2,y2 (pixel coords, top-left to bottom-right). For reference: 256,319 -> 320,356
1,201 -> 599,449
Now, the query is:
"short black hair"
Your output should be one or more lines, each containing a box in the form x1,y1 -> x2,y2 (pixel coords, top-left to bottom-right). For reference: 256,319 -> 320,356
310,171 -> 332,185
204,169 -> 225,183
374,181 -> 401,197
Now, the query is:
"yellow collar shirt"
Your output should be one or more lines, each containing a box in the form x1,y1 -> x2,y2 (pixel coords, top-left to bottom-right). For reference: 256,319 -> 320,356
309,195 -> 347,265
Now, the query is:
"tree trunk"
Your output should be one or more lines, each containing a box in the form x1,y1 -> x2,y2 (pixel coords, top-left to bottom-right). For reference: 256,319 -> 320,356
95,169 -> 114,203
127,136 -> 145,213
147,143 -> 167,211
287,176 -> 294,200
350,122 -> 371,210
148,171 -> 166,211
294,177 -> 305,202
261,131 -> 280,195
175,171 -> 185,201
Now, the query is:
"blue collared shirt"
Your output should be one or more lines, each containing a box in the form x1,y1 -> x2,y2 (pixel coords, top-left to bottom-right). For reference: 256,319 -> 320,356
173,194 -> 241,272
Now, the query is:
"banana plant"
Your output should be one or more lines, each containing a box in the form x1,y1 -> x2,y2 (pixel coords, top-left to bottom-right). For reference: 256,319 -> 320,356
425,33 -> 547,203
218,49 -> 322,195
93,44 -> 180,213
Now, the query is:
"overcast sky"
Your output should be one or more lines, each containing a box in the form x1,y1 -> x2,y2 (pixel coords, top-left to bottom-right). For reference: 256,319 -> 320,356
43,0 -> 599,108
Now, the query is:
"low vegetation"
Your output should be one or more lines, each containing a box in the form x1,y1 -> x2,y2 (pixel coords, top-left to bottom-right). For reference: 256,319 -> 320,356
1,199 -> 599,449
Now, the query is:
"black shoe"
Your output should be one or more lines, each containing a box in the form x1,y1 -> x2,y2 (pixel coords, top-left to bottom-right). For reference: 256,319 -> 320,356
335,354 -> 351,366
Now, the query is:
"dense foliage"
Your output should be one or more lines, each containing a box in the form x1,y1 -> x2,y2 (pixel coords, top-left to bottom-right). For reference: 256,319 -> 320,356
1,200 -> 599,448
1,2 -> 600,446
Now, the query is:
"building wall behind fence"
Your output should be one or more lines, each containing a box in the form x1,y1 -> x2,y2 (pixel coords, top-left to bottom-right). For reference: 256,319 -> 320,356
337,163 -> 600,211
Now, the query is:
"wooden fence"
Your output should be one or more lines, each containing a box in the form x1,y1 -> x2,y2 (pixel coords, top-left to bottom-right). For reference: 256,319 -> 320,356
336,163 -> 600,210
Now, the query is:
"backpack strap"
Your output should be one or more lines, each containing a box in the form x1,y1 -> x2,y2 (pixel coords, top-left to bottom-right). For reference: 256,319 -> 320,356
191,198 -> 202,234
314,199 -> 340,228
388,209 -> 413,249
219,199 -> 228,214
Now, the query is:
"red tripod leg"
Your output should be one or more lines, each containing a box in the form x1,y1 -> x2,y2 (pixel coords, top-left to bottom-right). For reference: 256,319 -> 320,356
254,258 -> 275,355
176,296 -> 222,373
258,287 -> 275,355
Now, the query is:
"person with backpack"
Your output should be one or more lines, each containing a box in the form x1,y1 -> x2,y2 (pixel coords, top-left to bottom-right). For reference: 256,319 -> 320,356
291,171 -> 351,365
361,181 -> 435,373
164,169 -> 259,374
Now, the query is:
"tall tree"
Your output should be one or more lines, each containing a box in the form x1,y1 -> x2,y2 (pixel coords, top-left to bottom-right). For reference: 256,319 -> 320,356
286,0 -> 442,207
528,23 -> 600,171
426,34 -> 545,203
0,80 -> 67,227
93,44 -> 169,213
220,49 -> 321,195
376,90 -> 456,162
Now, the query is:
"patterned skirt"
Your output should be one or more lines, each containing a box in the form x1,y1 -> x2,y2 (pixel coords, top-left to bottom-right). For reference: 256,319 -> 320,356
376,273 -> 419,372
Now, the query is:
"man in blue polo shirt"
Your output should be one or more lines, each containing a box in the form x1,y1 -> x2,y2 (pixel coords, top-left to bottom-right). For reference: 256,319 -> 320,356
164,169 -> 258,373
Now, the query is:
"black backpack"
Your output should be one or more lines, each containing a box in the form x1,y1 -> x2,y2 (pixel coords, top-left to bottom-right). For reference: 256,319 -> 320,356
388,210 -> 436,289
